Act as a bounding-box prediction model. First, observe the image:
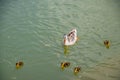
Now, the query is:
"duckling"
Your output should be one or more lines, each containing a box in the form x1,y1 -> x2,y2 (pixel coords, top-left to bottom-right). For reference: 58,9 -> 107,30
74,67 -> 81,74
61,62 -> 70,70
16,61 -> 24,69
104,40 -> 110,48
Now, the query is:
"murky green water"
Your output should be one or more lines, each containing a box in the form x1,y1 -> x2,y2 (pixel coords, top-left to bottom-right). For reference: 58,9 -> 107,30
0,0 -> 120,80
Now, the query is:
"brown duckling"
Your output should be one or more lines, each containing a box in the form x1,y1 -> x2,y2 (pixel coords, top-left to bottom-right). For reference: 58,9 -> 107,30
16,61 -> 24,69
61,62 -> 70,69
104,40 -> 110,48
74,67 -> 81,74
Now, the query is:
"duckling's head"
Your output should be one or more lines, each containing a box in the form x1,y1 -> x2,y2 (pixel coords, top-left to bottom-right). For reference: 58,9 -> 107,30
104,40 -> 109,45
64,62 -> 70,67
16,61 -> 24,69
16,63 -> 19,68
104,40 -> 110,48
61,62 -> 65,69
61,62 -> 70,70
74,67 -> 81,74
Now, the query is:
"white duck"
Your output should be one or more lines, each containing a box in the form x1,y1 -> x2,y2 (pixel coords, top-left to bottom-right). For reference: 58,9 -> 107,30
64,29 -> 78,46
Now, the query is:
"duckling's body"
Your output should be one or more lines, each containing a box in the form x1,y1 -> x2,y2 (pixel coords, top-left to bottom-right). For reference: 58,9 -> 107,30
74,67 -> 81,74
104,40 -> 110,48
16,61 -> 24,69
61,62 -> 70,69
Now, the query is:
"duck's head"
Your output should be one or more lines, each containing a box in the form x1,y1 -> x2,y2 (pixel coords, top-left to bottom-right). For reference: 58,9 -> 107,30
63,34 -> 67,39
63,34 -> 67,44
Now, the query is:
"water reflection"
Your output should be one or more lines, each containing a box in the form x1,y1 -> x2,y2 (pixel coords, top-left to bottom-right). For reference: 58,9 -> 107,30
63,45 -> 69,54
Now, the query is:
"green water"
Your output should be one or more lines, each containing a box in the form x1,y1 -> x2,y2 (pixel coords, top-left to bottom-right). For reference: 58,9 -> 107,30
0,0 -> 120,80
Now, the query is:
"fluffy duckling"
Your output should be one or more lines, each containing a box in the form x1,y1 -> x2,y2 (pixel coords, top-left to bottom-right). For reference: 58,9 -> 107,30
104,40 -> 110,49
61,62 -> 70,70
16,61 -> 24,69
74,67 -> 81,74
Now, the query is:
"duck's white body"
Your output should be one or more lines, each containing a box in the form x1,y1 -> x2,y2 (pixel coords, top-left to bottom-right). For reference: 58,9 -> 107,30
64,29 -> 77,46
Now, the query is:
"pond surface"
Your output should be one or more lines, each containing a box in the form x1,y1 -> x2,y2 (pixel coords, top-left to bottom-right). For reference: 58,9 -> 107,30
0,0 -> 120,80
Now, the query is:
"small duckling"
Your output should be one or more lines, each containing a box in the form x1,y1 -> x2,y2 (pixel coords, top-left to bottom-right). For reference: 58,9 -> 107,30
104,40 -> 110,49
61,62 -> 70,70
16,61 -> 24,69
74,67 -> 81,74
